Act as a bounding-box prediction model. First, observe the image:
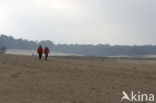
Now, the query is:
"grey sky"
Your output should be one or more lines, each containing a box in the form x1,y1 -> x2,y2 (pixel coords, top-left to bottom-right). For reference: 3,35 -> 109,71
0,0 -> 156,45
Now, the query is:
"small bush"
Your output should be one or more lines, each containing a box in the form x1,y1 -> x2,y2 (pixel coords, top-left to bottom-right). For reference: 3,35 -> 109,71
0,46 -> 7,54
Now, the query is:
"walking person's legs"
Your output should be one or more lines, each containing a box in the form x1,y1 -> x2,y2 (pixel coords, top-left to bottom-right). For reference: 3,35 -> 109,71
45,53 -> 48,60
39,53 -> 42,60
39,53 -> 41,60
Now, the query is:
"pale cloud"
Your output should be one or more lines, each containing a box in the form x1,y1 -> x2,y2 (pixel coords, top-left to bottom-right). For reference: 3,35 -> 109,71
0,0 -> 156,45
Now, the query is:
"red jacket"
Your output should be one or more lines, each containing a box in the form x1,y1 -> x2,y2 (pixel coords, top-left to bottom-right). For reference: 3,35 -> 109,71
37,47 -> 43,54
44,47 -> 50,54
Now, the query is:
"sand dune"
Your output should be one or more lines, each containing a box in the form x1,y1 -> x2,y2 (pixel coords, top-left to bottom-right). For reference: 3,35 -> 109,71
0,54 -> 156,103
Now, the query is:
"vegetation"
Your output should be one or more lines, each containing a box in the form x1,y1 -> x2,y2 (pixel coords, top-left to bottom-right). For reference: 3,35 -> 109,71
0,34 -> 156,56
0,46 -> 7,54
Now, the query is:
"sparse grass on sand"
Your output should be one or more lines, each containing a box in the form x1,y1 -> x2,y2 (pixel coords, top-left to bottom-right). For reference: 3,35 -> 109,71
0,54 -> 156,103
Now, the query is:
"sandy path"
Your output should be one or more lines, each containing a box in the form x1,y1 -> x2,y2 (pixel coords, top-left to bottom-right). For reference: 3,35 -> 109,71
0,54 -> 156,103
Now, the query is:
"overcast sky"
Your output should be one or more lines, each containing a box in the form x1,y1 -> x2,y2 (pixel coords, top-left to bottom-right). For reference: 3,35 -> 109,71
0,0 -> 156,45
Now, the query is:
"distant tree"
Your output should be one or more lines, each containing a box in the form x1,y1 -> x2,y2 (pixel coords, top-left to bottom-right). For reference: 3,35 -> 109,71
38,40 -> 55,49
1,34 -> 156,56
128,46 -> 146,56
0,46 -> 7,54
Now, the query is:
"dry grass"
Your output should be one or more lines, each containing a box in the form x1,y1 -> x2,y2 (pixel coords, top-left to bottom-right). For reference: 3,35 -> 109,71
0,54 -> 156,103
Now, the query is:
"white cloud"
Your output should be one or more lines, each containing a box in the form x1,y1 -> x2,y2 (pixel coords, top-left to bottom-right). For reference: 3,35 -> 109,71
0,0 -> 156,45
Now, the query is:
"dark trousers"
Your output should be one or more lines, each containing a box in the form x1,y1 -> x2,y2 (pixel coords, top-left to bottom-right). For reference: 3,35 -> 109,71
45,53 -> 48,60
39,53 -> 42,60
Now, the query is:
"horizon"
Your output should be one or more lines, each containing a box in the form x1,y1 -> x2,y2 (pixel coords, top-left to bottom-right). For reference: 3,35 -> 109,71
0,0 -> 156,45
1,34 -> 156,46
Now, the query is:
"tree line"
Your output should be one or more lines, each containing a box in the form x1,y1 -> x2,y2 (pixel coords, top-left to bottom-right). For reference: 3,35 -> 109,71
0,34 -> 156,56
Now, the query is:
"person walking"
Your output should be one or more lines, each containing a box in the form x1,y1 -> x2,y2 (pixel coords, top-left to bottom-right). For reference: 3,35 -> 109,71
44,46 -> 50,60
37,45 -> 43,60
